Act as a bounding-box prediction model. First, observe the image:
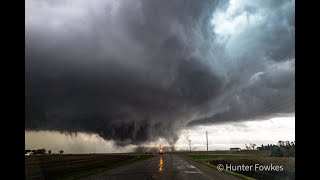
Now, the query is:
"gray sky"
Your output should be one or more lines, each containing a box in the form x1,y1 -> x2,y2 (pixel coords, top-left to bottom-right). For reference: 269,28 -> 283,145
25,0 -> 295,150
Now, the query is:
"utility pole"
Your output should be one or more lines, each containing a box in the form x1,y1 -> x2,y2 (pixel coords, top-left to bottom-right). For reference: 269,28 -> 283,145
188,139 -> 191,152
206,131 -> 208,152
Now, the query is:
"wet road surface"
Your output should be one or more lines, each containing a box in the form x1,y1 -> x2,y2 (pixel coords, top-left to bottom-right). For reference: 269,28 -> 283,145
81,154 -> 240,180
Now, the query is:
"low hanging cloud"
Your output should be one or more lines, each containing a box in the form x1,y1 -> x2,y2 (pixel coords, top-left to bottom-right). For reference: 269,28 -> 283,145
25,0 -> 295,146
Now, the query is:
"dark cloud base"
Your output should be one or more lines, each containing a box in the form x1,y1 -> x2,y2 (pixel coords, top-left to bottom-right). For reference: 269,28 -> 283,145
25,0 -> 295,146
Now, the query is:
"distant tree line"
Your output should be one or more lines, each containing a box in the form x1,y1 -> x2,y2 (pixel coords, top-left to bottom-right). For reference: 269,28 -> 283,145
25,148 -> 64,155
257,141 -> 295,157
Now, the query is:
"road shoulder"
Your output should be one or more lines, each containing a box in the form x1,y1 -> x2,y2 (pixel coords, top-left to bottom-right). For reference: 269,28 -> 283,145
179,155 -> 242,180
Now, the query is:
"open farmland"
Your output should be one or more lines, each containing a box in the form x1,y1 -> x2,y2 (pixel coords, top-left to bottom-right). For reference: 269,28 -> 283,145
25,154 -> 154,180
210,157 -> 294,180
184,151 -> 295,180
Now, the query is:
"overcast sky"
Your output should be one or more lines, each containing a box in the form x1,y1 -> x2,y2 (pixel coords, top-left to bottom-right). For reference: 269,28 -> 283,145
25,0 -> 295,152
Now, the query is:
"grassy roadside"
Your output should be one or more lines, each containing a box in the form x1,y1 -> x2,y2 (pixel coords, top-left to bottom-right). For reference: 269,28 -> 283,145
57,154 -> 154,180
181,155 -> 255,180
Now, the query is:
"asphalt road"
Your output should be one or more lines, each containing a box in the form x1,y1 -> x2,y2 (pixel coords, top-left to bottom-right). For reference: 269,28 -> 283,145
81,154 -> 240,180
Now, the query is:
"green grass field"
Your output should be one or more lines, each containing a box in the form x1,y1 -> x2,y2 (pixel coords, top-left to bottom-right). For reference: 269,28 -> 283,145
183,151 -> 294,180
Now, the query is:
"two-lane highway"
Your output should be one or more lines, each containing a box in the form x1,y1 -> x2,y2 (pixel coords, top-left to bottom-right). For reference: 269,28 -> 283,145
81,154 -> 240,180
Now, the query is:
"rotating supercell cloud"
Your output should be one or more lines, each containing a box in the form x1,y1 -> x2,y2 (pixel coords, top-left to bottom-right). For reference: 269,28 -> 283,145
25,0 -> 295,146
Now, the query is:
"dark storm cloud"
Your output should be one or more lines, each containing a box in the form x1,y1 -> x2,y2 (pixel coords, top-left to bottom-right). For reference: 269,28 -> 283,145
187,0 -> 295,126
25,0 -> 294,145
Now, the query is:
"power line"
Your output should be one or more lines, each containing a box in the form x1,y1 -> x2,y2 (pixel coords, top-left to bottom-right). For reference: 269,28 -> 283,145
245,96 -> 294,121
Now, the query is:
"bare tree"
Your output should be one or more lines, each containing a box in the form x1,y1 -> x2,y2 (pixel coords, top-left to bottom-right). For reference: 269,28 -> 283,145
278,141 -> 285,146
250,143 -> 256,150
285,141 -> 290,146
245,144 -> 251,150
